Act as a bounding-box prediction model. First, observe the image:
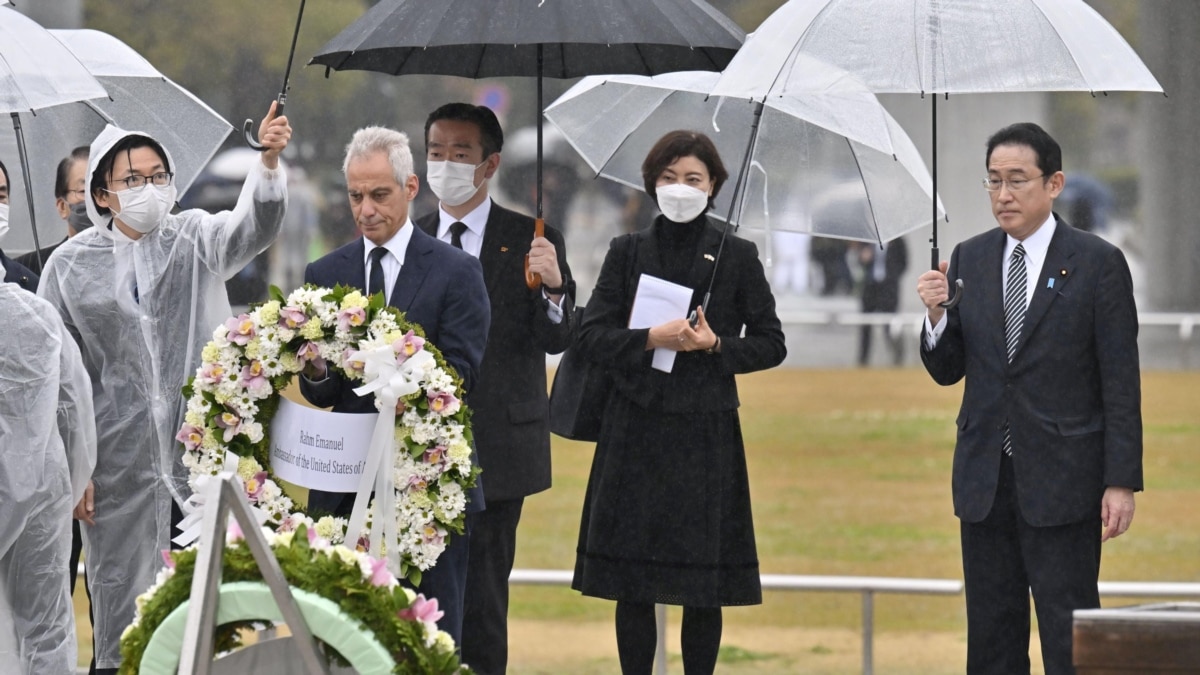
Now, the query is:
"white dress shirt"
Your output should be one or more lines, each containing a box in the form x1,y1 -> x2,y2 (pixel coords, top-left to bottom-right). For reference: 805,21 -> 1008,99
362,220 -> 415,305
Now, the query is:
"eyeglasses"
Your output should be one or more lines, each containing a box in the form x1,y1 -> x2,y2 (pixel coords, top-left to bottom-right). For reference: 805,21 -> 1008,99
65,189 -> 87,199
982,175 -> 1045,193
111,172 -> 174,191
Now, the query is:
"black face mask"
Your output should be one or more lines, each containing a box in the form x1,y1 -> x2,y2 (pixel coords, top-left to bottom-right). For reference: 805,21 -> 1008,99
68,201 -> 93,233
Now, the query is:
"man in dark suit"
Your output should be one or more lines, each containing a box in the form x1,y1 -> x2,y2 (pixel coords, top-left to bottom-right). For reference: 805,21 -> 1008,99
16,147 -> 91,275
299,125 -> 491,646
414,102 -> 575,675
917,122 -> 1142,675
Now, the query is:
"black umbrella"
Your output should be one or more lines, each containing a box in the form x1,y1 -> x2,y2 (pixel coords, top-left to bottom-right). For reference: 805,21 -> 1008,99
310,0 -> 744,288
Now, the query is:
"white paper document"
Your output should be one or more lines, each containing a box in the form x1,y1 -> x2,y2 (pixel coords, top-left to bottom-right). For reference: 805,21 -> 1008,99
628,273 -> 694,372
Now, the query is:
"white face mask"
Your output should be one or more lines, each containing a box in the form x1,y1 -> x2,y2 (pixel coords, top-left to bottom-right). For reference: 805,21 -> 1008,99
656,183 -> 710,223
0,203 -> 9,244
111,184 -> 176,234
426,159 -> 486,207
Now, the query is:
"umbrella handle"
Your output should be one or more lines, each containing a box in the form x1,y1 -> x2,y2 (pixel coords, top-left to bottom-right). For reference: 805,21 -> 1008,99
524,217 -> 545,290
243,96 -> 286,151
939,279 -> 964,309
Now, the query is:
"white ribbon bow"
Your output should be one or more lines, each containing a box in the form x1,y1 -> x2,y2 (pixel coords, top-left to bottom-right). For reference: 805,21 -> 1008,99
172,451 -> 269,547
344,345 -> 435,573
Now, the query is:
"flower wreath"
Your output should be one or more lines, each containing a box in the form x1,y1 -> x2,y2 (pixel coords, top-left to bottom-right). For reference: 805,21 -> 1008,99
118,524 -> 468,674
174,284 -> 479,583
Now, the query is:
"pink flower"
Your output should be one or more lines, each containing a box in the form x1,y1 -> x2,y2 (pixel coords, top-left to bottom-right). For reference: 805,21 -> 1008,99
245,471 -> 268,501
337,306 -> 367,332
239,361 -> 268,390
423,445 -> 446,465
227,519 -> 244,543
215,410 -> 242,442
408,475 -> 429,491
199,362 -> 226,385
224,314 -> 256,345
161,550 -> 176,569
176,424 -> 204,451
278,306 -> 308,329
342,348 -> 365,375
392,331 -> 425,363
398,594 -> 444,625
427,391 -> 460,416
421,524 -> 445,546
278,514 -> 300,533
355,534 -> 371,553
368,557 -> 394,587
297,341 -> 323,365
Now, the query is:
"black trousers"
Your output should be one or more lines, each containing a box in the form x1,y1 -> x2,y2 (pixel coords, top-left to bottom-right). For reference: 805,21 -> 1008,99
960,452 -> 1101,675
461,498 -> 524,675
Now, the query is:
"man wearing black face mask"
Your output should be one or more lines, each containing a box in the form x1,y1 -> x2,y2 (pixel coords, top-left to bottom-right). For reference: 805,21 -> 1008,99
16,147 -> 91,275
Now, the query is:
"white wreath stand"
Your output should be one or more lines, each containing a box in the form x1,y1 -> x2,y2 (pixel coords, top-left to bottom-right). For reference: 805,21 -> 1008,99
179,472 -> 330,675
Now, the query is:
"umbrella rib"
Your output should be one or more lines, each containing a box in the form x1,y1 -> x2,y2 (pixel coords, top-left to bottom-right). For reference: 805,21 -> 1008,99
844,136 -> 884,246
1027,0 -> 1092,93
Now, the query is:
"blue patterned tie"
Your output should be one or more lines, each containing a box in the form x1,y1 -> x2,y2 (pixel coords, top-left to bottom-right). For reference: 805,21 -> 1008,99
1002,243 -> 1027,456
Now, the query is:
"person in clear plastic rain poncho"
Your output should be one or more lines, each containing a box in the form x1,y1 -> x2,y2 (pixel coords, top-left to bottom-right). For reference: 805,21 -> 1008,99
36,103 -> 291,673
0,256 -> 97,674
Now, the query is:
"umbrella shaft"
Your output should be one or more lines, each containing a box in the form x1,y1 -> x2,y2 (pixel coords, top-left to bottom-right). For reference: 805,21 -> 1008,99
9,113 -> 44,266
278,0 -> 308,100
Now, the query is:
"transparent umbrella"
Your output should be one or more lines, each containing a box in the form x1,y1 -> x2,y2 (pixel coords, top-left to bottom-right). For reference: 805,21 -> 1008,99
725,0 -> 1164,305
0,5 -> 107,257
0,28 -> 233,257
545,66 -> 943,244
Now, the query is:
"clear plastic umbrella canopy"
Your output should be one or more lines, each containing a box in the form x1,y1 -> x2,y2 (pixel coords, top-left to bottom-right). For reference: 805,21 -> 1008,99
545,66 -> 943,244
0,6 -> 106,113
0,28 -> 232,253
728,0 -> 1164,95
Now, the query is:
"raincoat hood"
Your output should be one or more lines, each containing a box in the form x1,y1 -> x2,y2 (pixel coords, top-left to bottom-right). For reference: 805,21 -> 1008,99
86,124 -> 178,235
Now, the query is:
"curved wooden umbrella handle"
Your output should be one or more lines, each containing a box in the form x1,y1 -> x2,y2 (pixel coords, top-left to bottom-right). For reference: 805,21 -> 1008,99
524,217 -> 544,290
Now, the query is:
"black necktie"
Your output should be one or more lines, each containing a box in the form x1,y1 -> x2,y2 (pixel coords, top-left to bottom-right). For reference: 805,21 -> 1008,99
1002,243 -> 1028,456
368,246 -> 388,301
450,221 -> 467,250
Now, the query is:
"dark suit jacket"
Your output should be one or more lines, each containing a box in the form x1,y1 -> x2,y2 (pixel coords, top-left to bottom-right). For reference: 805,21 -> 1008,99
301,226 -> 490,405
1,250 -> 39,292
581,218 -> 787,413
921,215 -> 1143,527
415,201 -> 574,501
14,239 -> 65,276
299,225 -> 490,513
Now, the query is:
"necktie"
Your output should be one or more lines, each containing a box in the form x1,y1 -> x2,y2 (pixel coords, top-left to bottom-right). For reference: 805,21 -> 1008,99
368,246 -> 388,301
449,221 -> 467,250
1002,243 -> 1027,456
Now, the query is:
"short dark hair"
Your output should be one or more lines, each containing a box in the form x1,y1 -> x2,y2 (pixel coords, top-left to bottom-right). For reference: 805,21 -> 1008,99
986,122 -> 1062,178
641,130 -> 729,207
91,135 -> 170,216
55,146 -> 90,200
424,103 -> 504,159
0,158 -> 8,187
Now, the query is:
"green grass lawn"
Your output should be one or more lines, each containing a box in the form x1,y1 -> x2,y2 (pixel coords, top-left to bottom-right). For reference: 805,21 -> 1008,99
77,368 -> 1200,672
509,368 -> 1200,640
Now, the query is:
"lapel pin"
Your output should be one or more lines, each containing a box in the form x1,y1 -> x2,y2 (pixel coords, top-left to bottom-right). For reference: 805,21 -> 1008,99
1060,268 -> 1067,277
704,253 -> 715,262
500,246 -> 509,252
1047,278 -> 1055,289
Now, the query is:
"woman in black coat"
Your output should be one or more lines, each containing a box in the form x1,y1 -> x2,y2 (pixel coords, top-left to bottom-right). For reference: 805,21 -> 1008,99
572,131 -> 787,674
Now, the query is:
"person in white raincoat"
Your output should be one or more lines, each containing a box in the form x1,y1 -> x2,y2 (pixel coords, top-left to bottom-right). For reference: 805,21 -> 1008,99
0,257 -> 97,674
36,104 -> 291,673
